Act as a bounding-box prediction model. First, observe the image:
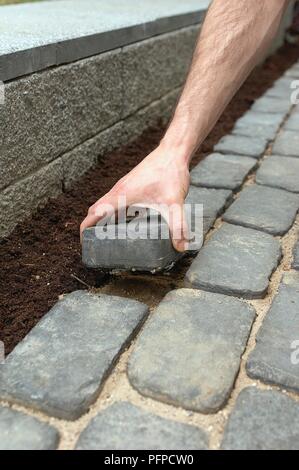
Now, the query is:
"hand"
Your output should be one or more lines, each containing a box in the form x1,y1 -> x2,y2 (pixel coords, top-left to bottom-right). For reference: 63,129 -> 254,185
80,142 -> 190,252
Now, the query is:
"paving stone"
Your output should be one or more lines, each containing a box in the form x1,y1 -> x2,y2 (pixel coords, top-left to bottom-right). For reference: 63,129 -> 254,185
256,155 -> 299,193
234,111 -> 283,130
214,134 -> 268,159
246,272 -> 299,391
83,187 -> 232,271
185,223 -> 281,299
186,185 -> 232,237
76,401 -> 208,450
285,66 -> 299,79
82,215 -> 181,272
293,240 -> 299,270
221,387 -> 299,450
272,130 -> 299,158
223,185 -> 299,236
232,122 -> 278,142
284,111 -> 299,132
251,96 -> 291,115
0,406 -> 59,450
0,291 -> 148,420
128,289 -> 255,413
190,153 -> 257,190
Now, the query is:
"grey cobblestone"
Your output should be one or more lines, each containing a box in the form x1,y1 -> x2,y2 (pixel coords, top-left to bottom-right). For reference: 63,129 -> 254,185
256,155 -> 299,193
0,406 -> 59,450
128,289 -> 255,413
246,272 -> 299,393
293,240 -> 299,270
223,185 -> 299,236
251,96 -> 291,116
272,130 -> 299,158
0,291 -> 148,420
284,112 -> 299,132
232,122 -> 278,142
76,401 -> 208,450
233,111 -> 283,130
190,153 -> 257,191
185,223 -> 281,299
214,134 -> 268,159
186,185 -> 232,236
221,387 -> 299,450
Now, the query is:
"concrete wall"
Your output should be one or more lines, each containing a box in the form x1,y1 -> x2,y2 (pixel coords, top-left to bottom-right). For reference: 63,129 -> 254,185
0,0 -> 294,238
0,26 -> 198,238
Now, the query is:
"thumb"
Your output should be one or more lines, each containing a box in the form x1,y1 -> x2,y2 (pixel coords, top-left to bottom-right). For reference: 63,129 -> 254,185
164,202 -> 189,253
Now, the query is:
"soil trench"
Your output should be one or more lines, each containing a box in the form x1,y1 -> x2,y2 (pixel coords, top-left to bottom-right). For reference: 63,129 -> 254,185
1,40 -> 299,354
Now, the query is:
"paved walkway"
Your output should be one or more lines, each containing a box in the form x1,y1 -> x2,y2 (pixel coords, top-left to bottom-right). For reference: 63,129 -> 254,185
1,61 -> 299,450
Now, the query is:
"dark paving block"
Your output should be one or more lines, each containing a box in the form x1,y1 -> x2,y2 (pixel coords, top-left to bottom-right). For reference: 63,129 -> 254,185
214,134 -> 268,159
223,185 -> 299,236
284,112 -> 299,132
256,155 -> 299,193
222,387 -> 299,450
82,214 -> 181,273
251,96 -> 290,115
246,272 -> 299,392
76,401 -> 208,450
190,153 -> 256,190
293,240 -> 299,270
272,130 -> 299,158
0,406 -> 59,450
0,291 -> 148,420
185,223 -> 281,299
128,289 -> 255,413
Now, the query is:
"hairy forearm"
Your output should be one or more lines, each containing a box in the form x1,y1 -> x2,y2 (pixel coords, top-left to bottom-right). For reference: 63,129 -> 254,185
162,0 -> 289,164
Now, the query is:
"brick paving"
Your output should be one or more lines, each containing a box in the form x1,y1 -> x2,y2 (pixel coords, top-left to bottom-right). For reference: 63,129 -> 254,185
1,62 -> 299,450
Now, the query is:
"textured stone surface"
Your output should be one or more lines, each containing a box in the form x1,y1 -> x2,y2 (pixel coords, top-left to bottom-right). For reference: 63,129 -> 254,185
0,291 -> 148,420
186,185 -> 232,236
82,216 -> 181,272
122,88 -> 180,143
246,272 -> 299,392
272,130 -> 299,158
185,223 -> 281,299
251,96 -> 290,115
256,155 -> 299,193
62,122 -> 124,190
128,289 -> 255,412
284,112 -> 299,132
293,241 -> 299,270
0,406 -> 59,450
122,27 -> 197,116
214,134 -> 268,159
76,401 -> 208,450
1,50 -> 123,191
223,185 -> 299,236
0,0 -> 209,81
285,65 -> 299,78
222,388 -> 299,450
190,153 -> 256,190
232,122 -> 278,142
0,159 -> 63,239
233,111 -> 282,130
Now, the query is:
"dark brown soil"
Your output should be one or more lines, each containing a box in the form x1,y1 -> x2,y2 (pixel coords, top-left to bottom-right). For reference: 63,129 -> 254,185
1,40 -> 299,355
